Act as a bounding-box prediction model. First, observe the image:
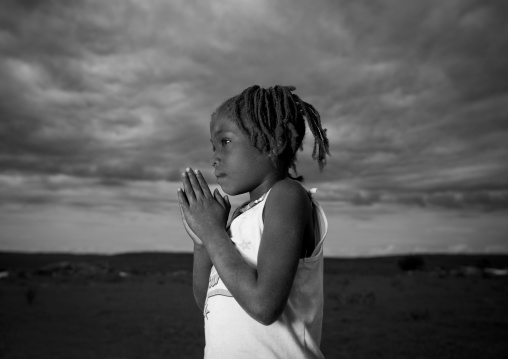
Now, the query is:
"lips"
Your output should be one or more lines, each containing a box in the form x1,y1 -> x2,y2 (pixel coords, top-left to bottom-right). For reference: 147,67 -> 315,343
214,171 -> 226,180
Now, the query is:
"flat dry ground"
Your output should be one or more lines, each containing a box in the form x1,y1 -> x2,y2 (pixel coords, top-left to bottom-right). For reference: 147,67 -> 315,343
1,253 -> 507,358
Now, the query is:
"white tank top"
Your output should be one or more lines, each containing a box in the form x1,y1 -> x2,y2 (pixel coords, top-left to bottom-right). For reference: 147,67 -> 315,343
204,187 -> 328,359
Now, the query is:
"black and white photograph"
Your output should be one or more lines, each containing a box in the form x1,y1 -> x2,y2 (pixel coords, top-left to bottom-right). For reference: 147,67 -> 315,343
1,0 -> 507,358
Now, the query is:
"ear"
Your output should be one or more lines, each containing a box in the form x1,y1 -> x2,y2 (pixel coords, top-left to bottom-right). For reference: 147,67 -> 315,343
271,137 -> 287,156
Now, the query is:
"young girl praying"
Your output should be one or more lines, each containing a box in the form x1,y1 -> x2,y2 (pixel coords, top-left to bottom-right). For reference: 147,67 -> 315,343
178,85 -> 330,358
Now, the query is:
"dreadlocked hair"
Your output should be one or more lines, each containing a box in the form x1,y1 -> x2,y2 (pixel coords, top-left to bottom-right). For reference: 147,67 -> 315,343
211,85 -> 330,181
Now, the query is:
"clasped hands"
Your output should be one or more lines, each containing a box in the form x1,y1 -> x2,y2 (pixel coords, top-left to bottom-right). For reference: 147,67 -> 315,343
177,167 -> 230,246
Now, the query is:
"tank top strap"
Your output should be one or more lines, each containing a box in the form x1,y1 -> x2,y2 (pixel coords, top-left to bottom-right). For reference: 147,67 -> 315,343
295,182 -> 328,259
309,197 -> 328,257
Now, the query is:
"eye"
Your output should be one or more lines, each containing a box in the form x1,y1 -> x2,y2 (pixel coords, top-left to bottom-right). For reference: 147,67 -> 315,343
221,139 -> 231,146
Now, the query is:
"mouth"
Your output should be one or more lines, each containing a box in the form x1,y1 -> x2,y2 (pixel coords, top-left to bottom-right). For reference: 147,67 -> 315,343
215,172 -> 226,180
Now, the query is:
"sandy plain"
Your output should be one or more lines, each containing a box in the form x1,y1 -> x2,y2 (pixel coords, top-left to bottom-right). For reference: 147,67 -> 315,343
0,252 -> 507,359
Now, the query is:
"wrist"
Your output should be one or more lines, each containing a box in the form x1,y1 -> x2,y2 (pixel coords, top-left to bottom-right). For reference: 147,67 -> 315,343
202,229 -> 232,252
194,243 -> 206,250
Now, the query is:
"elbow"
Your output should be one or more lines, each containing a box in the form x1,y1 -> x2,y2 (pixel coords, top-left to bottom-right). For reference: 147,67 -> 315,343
257,314 -> 279,326
193,285 -> 207,311
250,301 -> 284,326
194,293 -> 205,312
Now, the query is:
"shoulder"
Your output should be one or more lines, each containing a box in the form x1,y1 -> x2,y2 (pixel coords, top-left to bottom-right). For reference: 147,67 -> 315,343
269,178 -> 309,201
264,179 -> 312,221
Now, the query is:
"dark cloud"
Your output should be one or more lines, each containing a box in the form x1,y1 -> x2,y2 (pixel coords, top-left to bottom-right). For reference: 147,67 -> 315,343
313,182 -> 508,211
0,174 -> 177,215
0,0 -> 507,212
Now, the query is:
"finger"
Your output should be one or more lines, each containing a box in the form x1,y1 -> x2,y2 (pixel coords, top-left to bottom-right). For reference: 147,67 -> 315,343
180,207 -> 190,230
194,169 -> 213,198
225,195 -> 231,211
177,188 -> 189,207
181,207 -> 203,245
214,189 -> 226,209
186,167 -> 205,199
181,171 -> 196,202
180,206 -> 186,222
180,207 -> 194,236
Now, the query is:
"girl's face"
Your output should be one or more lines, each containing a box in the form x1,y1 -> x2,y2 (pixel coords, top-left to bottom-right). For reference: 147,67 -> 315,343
210,116 -> 279,200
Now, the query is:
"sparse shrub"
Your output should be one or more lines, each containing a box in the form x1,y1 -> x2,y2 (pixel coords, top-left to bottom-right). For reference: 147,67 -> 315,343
363,291 -> 377,306
25,286 -> 36,305
390,277 -> 404,289
347,292 -> 362,305
409,308 -> 430,321
476,258 -> 491,270
345,291 -> 377,306
398,255 -> 425,272
328,292 -> 343,310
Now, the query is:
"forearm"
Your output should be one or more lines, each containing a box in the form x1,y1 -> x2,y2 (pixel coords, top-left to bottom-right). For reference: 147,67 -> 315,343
192,244 -> 213,311
204,231 -> 273,324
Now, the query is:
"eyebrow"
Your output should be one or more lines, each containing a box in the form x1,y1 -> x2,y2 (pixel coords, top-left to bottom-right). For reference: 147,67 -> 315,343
211,129 -> 234,138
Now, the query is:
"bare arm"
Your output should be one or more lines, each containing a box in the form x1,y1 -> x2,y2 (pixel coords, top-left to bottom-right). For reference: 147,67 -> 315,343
179,170 -> 310,325
206,180 -> 310,325
192,244 -> 212,311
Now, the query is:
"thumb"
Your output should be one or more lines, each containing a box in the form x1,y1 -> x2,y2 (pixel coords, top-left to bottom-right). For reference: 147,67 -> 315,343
214,188 -> 226,209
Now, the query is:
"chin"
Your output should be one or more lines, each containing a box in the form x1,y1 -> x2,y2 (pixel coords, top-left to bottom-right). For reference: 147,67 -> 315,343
216,182 -> 231,195
218,183 -> 241,196
219,186 -> 236,196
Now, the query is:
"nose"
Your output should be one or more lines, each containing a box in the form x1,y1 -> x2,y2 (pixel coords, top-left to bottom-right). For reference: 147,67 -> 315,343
210,152 -> 220,167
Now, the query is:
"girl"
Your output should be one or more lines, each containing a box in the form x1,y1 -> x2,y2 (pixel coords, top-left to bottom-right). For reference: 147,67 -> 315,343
178,85 -> 330,358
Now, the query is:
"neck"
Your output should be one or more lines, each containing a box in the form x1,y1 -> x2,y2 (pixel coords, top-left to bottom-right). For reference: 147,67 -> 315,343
249,171 -> 286,202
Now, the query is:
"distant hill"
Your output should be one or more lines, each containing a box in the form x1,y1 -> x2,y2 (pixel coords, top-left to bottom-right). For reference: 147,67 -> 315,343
0,251 -> 194,274
1,251 -> 507,276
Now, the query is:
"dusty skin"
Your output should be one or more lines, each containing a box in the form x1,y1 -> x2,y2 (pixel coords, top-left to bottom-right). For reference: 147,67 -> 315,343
0,252 -> 507,359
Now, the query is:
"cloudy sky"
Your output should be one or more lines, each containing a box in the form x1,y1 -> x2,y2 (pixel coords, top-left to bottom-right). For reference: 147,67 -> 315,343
1,0 -> 507,256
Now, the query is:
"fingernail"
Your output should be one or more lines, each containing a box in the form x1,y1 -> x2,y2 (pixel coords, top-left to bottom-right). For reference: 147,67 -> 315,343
186,167 -> 191,172
182,172 -> 187,177
194,169 -> 199,174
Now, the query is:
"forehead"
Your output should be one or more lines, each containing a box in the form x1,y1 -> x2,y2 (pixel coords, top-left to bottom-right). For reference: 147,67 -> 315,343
210,116 -> 241,135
